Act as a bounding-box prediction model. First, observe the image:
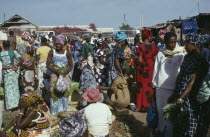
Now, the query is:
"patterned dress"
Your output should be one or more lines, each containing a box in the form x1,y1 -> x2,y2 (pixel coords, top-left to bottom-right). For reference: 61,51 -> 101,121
172,51 -> 206,137
136,43 -> 158,111
0,50 -> 21,110
108,46 -> 126,86
95,49 -> 108,86
50,50 -> 71,115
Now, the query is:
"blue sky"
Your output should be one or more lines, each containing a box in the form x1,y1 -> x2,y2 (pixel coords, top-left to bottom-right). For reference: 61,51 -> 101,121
0,0 -> 210,29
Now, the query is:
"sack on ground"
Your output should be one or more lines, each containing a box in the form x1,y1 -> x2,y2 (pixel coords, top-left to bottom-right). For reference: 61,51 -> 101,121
56,76 -> 68,93
111,74 -> 130,108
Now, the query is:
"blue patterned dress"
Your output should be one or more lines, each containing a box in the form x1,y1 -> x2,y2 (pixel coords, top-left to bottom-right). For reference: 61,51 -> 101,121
0,50 -> 21,110
50,49 -> 70,115
108,46 -> 126,86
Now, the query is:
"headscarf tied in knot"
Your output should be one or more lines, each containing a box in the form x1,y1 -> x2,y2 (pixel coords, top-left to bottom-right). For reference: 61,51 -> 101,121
186,33 -> 207,47
142,29 -> 153,41
20,91 -> 44,112
55,34 -> 66,45
21,32 -> 30,40
115,31 -> 127,43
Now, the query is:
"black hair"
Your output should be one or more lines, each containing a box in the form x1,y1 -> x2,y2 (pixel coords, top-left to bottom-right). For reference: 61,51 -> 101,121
41,37 -> 48,44
9,31 -> 14,36
3,40 -> 10,48
164,32 -> 177,43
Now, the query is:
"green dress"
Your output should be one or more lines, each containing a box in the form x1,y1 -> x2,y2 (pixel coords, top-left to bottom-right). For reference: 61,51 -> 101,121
81,43 -> 94,59
0,50 -> 21,110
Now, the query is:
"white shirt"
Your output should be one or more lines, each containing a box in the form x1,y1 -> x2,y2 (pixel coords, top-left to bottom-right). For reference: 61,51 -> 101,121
84,102 -> 112,136
152,51 -> 185,90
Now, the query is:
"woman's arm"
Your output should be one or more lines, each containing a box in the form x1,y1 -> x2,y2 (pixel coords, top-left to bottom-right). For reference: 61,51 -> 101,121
16,109 -> 38,129
2,66 -> 12,69
46,50 -> 60,75
177,74 -> 196,103
99,56 -> 105,65
63,51 -> 73,77
16,57 -> 24,67
115,59 -> 123,74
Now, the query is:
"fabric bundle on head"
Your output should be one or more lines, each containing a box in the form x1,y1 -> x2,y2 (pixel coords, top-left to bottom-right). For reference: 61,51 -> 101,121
55,34 -> 66,45
21,32 -> 30,40
83,88 -> 101,103
115,31 -> 127,43
60,114 -> 87,137
186,33 -> 207,47
72,35 -> 80,41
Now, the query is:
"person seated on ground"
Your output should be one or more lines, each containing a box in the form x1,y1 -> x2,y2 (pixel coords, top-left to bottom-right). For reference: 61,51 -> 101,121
75,88 -> 112,137
1,91 -> 51,137
79,65 -> 125,112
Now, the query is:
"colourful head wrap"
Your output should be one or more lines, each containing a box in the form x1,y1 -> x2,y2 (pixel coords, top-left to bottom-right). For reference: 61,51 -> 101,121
115,31 -> 127,43
72,35 -> 80,41
141,28 -> 153,41
55,34 -> 65,45
186,34 -> 207,47
21,32 -> 30,40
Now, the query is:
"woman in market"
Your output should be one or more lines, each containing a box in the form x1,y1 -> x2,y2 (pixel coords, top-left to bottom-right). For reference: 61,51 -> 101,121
169,34 -> 208,137
152,32 -> 185,137
1,91 -> 51,137
0,40 -> 23,110
16,32 -> 32,61
135,29 -> 158,112
95,41 -> 108,87
36,37 -> 51,95
108,31 -> 127,86
46,34 -> 73,115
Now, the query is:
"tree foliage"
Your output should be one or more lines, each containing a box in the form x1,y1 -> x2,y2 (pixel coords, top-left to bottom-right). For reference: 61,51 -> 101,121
89,23 -> 97,31
51,26 -> 87,33
119,23 -> 135,30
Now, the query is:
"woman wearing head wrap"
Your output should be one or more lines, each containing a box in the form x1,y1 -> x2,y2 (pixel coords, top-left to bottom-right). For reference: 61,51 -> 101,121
81,34 -> 94,60
94,41 -> 108,87
152,32 -> 185,137
0,41 -> 24,110
168,34 -> 208,137
108,31 -> 127,86
16,32 -> 32,61
72,88 -> 112,137
135,29 -> 158,112
1,91 -> 51,137
46,34 -> 73,115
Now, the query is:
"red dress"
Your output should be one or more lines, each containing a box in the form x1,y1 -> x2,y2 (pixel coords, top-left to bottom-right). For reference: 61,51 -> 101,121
136,43 -> 158,111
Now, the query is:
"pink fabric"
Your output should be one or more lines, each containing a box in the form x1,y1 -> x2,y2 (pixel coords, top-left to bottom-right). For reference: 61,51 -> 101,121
83,88 -> 102,103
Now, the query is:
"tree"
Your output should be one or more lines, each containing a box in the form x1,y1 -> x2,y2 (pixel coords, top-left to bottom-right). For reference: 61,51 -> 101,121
119,23 -> 135,37
89,23 -> 97,31
119,23 -> 134,30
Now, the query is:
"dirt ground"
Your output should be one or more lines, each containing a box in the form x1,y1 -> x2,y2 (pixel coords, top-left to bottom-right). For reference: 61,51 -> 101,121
110,111 -> 151,137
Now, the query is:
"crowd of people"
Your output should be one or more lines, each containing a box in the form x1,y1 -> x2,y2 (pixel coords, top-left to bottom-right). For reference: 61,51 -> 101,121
0,29 -> 209,137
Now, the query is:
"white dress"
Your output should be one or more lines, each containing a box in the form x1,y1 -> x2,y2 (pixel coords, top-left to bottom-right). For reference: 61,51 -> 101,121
152,50 -> 185,137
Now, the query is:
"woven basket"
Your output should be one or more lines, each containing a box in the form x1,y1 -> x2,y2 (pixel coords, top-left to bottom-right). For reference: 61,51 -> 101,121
58,111 -> 76,119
